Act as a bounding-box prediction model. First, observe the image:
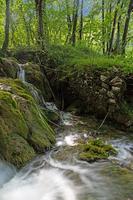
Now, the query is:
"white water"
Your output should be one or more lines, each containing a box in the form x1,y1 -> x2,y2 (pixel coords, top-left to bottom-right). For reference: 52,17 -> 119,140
109,138 -> 133,168
1,112 -> 133,200
17,64 -> 25,82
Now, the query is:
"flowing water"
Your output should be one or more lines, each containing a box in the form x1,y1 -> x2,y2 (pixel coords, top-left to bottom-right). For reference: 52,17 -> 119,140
17,64 -> 25,83
0,113 -> 133,200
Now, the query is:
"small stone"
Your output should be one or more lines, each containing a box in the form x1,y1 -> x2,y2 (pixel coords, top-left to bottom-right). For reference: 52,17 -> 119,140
107,91 -> 114,98
102,83 -> 109,90
100,75 -> 108,82
110,76 -> 123,86
108,98 -> 116,104
99,88 -> 107,94
112,86 -> 121,94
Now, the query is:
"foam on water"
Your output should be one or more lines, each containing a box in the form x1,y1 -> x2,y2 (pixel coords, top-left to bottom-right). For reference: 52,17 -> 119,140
109,138 -> 133,166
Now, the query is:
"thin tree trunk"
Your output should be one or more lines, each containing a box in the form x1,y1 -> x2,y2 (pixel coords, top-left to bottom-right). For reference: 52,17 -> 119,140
121,0 -> 133,54
2,0 -> 10,51
79,0 -> 84,41
115,2 -> 124,54
65,0 -> 72,44
102,0 -> 105,54
20,5 -> 30,47
71,0 -> 80,46
108,0 -> 121,55
106,2 -> 112,53
35,0 -> 44,48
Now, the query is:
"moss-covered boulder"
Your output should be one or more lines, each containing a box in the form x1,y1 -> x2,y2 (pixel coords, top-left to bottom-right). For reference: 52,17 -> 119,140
0,78 -> 55,168
22,63 -> 45,96
0,58 -> 19,78
79,139 -> 117,162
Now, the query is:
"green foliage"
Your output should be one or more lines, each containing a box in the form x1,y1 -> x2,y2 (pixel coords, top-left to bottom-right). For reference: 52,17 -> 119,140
47,45 -> 133,74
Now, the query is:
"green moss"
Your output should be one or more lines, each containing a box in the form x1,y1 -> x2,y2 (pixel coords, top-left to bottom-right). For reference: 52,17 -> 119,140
0,133 -> 35,168
79,139 -> 117,162
0,78 -> 55,167
0,58 -> 19,78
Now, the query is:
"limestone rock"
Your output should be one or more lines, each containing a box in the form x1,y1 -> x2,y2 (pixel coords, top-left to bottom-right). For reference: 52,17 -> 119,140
100,75 -> 108,82
102,83 -> 109,90
112,86 -> 121,94
107,91 -> 114,98
108,98 -> 116,105
110,76 -> 123,87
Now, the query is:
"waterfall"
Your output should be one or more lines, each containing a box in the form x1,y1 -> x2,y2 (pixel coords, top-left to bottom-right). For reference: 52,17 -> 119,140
17,64 -> 25,82
17,63 -> 59,116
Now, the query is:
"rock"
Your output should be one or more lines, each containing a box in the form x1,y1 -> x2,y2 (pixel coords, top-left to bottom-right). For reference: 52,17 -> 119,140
100,75 -> 108,82
23,63 -> 45,95
0,58 -> 19,79
102,83 -> 109,90
0,78 -> 55,168
99,88 -> 107,94
108,98 -> 116,105
110,76 -> 123,86
112,86 -> 121,94
79,139 -> 117,162
107,91 -> 114,98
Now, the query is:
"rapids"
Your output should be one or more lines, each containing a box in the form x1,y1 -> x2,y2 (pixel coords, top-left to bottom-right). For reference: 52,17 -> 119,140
0,113 -> 133,200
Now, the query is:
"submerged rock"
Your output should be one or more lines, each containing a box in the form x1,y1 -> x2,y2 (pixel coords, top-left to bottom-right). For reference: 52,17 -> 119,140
0,78 -> 55,168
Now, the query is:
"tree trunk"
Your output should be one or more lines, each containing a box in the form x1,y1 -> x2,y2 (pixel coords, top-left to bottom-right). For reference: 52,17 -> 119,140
108,0 -> 121,55
79,0 -> 84,41
115,2 -> 124,54
2,0 -> 10,51
35,0 -> 44,49
71,0 -> 80,46
65,0 -> 72,44
102,0 -> 105,54
121,0 -> 133,54
106,2 -> 112,53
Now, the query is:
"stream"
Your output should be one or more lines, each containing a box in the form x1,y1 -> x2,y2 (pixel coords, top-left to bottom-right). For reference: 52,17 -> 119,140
0,113 -> 133,200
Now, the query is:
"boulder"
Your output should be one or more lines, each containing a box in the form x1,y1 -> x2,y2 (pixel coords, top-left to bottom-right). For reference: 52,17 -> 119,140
0,78 -> 55,168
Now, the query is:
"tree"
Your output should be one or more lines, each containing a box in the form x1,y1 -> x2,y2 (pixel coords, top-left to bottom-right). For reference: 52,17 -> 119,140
71,0 -> 80,46
35,0 -> 45,48
2,0 -> 10,51
102,0 -> 105,54
121,0 -> 133,54
65,0 -> 72,44
108,0 -> 121,55
79,0 -> 84,41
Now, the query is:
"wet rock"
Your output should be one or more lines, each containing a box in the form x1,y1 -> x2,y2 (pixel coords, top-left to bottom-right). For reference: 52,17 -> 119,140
0,58 -> 19,79
79,139 -> 117,162
0,78 -> 55,168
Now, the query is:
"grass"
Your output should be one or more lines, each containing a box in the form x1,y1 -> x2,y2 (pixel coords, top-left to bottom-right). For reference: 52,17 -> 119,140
48,45 -> 133,74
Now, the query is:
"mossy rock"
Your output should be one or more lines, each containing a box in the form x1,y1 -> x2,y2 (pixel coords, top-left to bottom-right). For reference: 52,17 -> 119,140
44,109 -> 60,122
0,78 -> 55,167
23,63 -> 45,96
79,139 -> 117,162
0,58 -> 19,78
